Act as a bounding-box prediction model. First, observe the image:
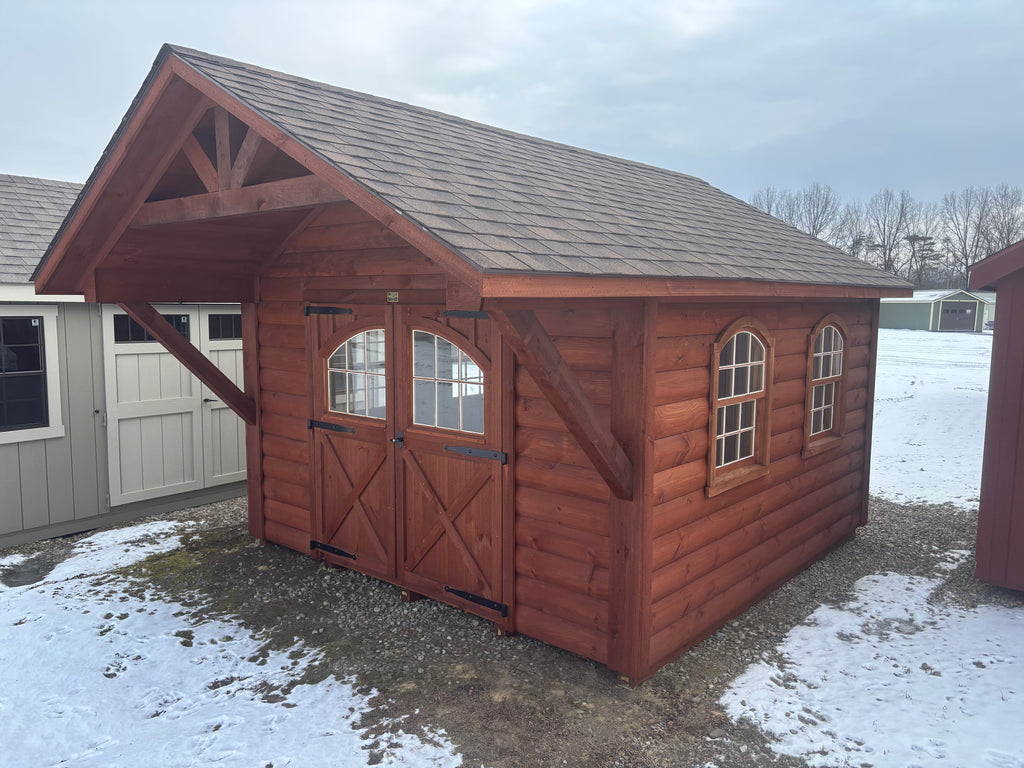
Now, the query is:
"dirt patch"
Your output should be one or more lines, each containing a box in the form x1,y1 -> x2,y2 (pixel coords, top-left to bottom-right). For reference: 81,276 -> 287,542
8,496 -> 1020,767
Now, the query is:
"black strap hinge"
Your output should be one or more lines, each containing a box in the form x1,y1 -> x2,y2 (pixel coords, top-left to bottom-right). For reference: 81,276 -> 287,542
444,445 -> 507,464
444,586 -> 508,617
305,306 -> 353,316
309,419 -> 355,434
310,541 -> 357,560
443,310 -> 489,319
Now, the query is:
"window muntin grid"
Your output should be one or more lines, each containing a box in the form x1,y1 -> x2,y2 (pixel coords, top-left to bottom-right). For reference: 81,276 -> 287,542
412,330 -> 484,434
810,325 -> 843,436
327,329 -> 386,419
714,331 -> 766,468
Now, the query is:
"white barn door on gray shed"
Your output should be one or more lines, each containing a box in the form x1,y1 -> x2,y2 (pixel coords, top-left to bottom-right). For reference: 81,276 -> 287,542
102,304 -> 245,506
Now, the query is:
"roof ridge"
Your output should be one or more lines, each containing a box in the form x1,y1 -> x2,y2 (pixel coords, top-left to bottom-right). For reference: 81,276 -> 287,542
165,45 -> 711,189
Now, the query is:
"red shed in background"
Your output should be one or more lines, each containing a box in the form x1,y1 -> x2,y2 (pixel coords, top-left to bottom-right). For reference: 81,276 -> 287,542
970,241 -> 1024,592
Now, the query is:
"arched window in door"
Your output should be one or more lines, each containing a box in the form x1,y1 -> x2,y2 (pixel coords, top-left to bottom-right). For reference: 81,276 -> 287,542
327,329 -> 386,419
412,330 -> 484,434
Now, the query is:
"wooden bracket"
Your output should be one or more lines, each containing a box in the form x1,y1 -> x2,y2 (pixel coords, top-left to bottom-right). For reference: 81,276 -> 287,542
490,307 -> 634,500
118,302 -> 257,426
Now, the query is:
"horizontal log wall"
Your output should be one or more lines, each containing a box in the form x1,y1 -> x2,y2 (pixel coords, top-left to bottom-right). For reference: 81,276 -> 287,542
255,203 -> 444,549
647,300 -> 875,673
513,306 -> 615,665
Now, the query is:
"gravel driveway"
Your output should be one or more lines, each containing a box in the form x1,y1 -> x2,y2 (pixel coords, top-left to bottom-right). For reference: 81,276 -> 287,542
2,495 -> 1019,767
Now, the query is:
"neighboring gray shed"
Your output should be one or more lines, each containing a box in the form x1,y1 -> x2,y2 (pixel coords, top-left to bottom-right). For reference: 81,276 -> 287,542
879,289 -> 992,332
1,174 -> 245,548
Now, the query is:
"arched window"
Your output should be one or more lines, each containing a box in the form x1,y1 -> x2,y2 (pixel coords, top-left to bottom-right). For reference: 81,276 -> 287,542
327,329 -> 386,419
412,330 -> 484,434
804,316 -> 848,455
708,318 -> 773,496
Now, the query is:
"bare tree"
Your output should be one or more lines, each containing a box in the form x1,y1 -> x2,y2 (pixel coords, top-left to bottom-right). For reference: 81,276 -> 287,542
903,200 -> 945,287
942,186 -> 992,287
985,184 -> 1024,253
830,201 -> 870,258
750,186 -> 784,217
796,182 -> 842,241
865,188 -> 913,274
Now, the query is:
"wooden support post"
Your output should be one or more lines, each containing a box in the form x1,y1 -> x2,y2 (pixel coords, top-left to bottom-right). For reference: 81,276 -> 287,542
118,301 -> 257,426
608,299 -> 655,684
242,297 -> 266,541
490,307 -> 634,500
214,107 -> 232,191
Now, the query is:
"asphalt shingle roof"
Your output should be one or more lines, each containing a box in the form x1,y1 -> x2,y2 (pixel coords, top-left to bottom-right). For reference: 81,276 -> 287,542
170,47 -> 907,290
1,175 -> 81,285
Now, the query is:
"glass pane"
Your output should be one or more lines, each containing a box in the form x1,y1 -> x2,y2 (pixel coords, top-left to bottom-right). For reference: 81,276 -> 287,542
739,429 -> 753,459
414,379 -> 435,426
718,369 -> 733,399
437,381 -> 460,430
348,372 -> 366,415
716,437 -> 725,467
413,331 -> 434,378
823,381 -> 834,404
328,345 -> 346,370
749,363 -> 764,392
462,354 -> 483,383
820,355 -> 832,379
812,410 -> 822,434
329,371 -> 350,412
462,383 -> 484,433
719,337 -> 734,367
813,383 -> 824,408
812,355 -> 822,380
716,406 -> 725,435
821,407 -> 833,432
346,334 -> 365,372
367,374 -> 386,419
724,402 -> 739,433
436,338 -> 459,381
733,367 -> 748,396
741,399 -> 755,428
750,337 -> 765,363
735,333 -> 750,365
365,329 -> 386,374
834,350 -> 843,376
814,331 -> 824,355
1,318 -> 38,345
724,434 -> 738,464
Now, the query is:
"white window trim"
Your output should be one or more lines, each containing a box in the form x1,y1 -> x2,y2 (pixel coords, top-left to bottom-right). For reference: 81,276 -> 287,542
0,304 -> 64,445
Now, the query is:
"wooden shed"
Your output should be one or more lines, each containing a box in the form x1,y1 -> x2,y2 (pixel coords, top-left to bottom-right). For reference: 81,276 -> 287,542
879,289 -> 992,332
969,241 -> 1024,592
34,46 -> 910,683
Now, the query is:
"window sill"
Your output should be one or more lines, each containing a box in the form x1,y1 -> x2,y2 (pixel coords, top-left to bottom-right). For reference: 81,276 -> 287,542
802,434 -> 842,459
706,463 -> 769,498
0,424 -> 65,446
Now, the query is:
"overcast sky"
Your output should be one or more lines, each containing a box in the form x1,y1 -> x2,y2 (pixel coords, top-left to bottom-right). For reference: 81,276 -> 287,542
1,0 -> 1020,204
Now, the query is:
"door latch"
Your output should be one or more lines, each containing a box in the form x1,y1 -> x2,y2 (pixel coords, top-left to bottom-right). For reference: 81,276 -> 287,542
390,431 -> 404,448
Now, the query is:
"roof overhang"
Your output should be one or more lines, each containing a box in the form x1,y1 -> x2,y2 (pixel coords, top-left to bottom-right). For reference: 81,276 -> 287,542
969,239 -> 1024,290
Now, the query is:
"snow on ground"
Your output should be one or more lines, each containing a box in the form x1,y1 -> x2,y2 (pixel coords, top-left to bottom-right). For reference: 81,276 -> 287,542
870,328 -> 992,507
724,329 -> 1024,767
0,522 -> 461,768
721,554 -> 1023,767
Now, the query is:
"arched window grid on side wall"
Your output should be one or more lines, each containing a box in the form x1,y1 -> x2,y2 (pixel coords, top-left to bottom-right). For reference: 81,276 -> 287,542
707,318 -> 774,497
327,328 -> 387,419
803,315 -> 849,457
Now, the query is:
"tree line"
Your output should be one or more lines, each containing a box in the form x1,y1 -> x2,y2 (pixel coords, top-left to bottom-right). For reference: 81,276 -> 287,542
749,183 -> 1023,288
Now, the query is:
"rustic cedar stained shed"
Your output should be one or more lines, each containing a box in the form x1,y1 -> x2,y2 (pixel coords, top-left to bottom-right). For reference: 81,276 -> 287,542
35,46 -> 910,683
969,242 -> 1024,592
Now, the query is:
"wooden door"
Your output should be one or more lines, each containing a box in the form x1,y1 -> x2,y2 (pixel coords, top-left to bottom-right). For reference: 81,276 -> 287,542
395,308 -> 505,619
308,304 -> 396,579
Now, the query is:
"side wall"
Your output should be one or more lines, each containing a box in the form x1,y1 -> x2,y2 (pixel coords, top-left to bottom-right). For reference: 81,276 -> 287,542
254,204 -> 444,552
879,301 -> 930,330
0,302 -> 106,546
976,272 -> 1024,590
511,303 -> 616,665
647,299 -> 875,671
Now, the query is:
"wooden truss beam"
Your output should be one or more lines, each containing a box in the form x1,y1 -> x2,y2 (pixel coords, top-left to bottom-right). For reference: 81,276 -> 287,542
118,301 -> 257,426
131,175 -> 347,227
490,307 -> 634,500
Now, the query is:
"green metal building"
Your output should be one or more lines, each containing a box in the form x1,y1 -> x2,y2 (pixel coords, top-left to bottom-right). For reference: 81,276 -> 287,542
879,289 -> 994,332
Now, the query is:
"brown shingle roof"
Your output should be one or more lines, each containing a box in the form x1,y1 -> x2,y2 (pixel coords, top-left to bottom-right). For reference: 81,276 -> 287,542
0,175 -> 81,284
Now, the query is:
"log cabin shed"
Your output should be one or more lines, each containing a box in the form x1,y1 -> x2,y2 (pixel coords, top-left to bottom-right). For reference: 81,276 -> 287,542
969,240 -> 1024,592
34,46 -> 911,683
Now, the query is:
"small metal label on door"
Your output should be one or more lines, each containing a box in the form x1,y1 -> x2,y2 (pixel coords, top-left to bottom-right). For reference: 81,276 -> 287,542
387,291 -> 399,303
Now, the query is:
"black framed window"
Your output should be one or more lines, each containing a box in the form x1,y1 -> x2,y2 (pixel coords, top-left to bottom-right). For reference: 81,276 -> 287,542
113,314 -> 190,343
208,313 -> 243,340
0,316 -> 47,431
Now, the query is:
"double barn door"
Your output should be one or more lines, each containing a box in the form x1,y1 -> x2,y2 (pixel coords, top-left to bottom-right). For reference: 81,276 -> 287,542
307,304 -> 506,621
